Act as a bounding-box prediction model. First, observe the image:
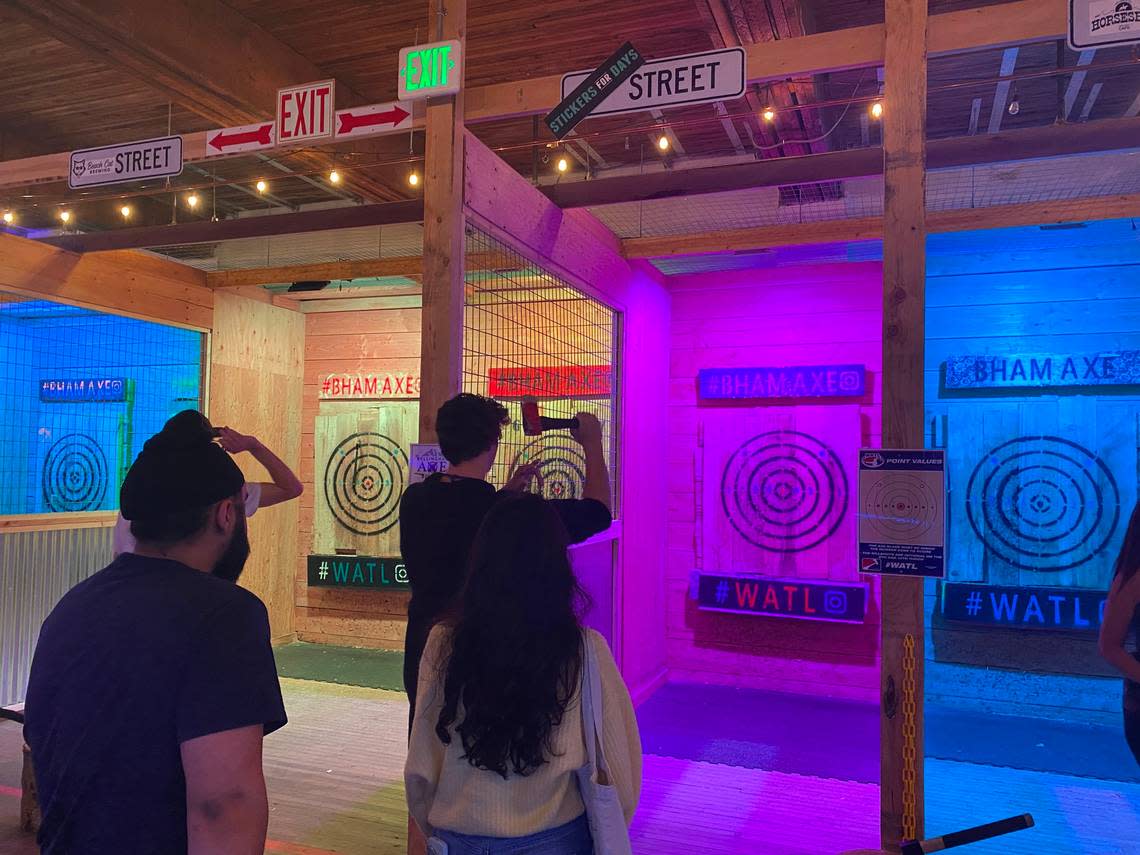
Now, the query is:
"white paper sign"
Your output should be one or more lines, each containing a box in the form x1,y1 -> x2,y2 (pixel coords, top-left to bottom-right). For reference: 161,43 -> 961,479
1069,0 -> 1140,48
409,443 -> 448,484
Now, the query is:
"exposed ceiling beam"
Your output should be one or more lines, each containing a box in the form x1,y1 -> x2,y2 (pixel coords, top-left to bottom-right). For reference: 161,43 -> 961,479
967,98 -> 982,135
1063,49 -> 1097,120
3,0 -> 403,203
543,116 -> 1140,208
1079,82 -> 1103,121
206,251 -> 511,289
37,200 -> 424,252
986,48 -> 1019,134
1126,90 -> 1140,118
621,192 -> 1140,257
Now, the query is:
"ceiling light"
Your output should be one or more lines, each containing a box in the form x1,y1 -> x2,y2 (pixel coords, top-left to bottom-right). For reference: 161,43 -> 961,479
1007,96 -> 1020,116
255,179 -> 267,193
2,211 -> 13,224
408,171 -> 420,186
870,101 -> 884,119
762,107 -> 776,122
657,134 -> 670,151
329,170 -> 341,184
186,193 -> 200,209
58,210 -> 71,223
556,157 -> 569,173
120,205 -> 132,219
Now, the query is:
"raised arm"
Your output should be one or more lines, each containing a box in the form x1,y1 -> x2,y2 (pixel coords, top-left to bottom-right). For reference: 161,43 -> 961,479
182,725 -> 268,855
571,412 -> 612,513
217,428 -> 303,507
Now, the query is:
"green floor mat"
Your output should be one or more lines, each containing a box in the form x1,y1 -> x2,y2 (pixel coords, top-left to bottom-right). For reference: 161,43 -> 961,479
274,641 -> 406,691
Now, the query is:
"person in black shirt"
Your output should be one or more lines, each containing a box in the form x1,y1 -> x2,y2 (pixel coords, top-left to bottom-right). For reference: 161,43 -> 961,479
400,394 -> 612,724
24,410 -> 288,855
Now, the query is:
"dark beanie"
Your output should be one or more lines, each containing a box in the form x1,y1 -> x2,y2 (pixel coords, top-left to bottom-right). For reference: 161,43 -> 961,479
120,409 -> 244,520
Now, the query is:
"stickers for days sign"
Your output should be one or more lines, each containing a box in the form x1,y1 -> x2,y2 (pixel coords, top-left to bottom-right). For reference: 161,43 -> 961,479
278,80 -> 335,144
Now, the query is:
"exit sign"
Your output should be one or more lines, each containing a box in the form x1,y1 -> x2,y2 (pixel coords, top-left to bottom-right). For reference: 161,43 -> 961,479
399,40 -> 462,100
277,80 -> 335,144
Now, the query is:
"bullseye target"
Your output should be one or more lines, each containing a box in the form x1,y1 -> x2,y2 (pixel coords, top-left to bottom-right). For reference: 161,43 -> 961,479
42,434 -> 108,512
323,432 -> 407,535
862,474 -> 941,543
720,430 -> 848,553
966,435 -> 1119,571
510,439 -> 588,501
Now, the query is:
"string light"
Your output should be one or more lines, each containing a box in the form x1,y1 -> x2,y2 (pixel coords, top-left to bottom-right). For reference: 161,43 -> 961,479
408,171 -> 420,187
657,134 -> 670,151
255,179 -> 268,193
328,170 -> 341,184
120,205 -> 132,219
762,107 -> 776,122
58,210 -> 71,224
556,156 -> 569,173
870,101 -> 884,119
2,211 -> 13,225
1007,95 -> 1020,116
186,193 -> 200,209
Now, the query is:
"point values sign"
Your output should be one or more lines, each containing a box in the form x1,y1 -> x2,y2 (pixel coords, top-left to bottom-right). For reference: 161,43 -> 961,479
858,449 -> 946,578
942,582 -> 1106,633
545,42 -> 645,139
560,47 -> 745,119
691,571 -> 867,624
69,136 -> 183,189
307,555 -> 409,590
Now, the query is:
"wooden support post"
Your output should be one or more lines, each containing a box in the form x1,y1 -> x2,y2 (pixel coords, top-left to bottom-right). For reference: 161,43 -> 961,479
880,0 -> 928,850
418,0 -> 467,442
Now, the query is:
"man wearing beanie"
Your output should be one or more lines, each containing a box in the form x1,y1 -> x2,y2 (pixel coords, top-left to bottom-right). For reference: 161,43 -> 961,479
24,409 -> 288,855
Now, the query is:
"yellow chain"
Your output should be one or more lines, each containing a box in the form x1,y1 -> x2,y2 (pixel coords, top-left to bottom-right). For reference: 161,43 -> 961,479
901,634 -> 918,840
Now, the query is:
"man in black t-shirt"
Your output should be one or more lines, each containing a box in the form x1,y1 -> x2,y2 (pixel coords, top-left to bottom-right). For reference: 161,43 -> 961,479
400,394 -> 613,723
24,410 -> 288,855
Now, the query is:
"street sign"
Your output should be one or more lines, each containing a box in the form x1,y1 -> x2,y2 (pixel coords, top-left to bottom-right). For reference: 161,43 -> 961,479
560,47 -> 746,119
68,135 -> 183,189
545,42 -> 645,139
277,80 -> 335,144
205,121 -> 276,157
399,40 -> 462,100
858,449 -> 946,578
1069,0 -> 1140,49
335,101 -> 412,140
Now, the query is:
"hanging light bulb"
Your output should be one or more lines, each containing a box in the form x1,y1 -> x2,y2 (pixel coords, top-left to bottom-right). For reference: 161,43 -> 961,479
58,210 -> 72,224
329,170 -> 341,184
408,171 -> 420,186
2,211 -> 13,225
556,157 -> 569,173
870,101 -> 884,119
1007,95 -> 1020,116
657,134 -> 670,151
120,205 -> 132,219
762,107 -> 776,122
255,179 -> 268,193
186,193 -> 200,209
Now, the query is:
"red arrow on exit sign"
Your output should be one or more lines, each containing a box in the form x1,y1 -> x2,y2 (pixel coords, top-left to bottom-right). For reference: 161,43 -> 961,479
335,102 -> 412,140
204,121 -> 275,157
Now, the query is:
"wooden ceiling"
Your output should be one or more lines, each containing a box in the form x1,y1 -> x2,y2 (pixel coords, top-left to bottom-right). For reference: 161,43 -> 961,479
0,0 -> 1137,234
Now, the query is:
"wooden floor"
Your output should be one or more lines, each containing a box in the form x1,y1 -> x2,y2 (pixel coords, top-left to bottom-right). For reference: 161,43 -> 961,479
3,678 -> 1140,853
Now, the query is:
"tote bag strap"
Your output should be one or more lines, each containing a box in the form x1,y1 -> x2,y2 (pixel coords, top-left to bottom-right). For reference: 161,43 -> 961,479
580,631 -> 611,776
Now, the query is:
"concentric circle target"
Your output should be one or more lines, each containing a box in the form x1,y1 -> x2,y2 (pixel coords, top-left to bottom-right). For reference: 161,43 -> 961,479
720,430 -> 848,552
862,474 -> 940,542
323,432 -> 408,535
510,439 -> 588,501
966,435 -> 1119,571
42,434 -> 108,512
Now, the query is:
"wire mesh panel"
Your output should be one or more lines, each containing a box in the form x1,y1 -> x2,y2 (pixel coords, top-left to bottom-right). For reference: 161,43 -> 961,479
462,228 -> 620,513
0,291 -> 204,515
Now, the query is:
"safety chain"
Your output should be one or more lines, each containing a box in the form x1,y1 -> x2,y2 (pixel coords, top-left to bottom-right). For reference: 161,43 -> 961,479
901,633 -> 918,840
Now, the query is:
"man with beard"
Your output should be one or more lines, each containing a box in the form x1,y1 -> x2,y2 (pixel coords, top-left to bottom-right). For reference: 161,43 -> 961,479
24,410 -> 288,855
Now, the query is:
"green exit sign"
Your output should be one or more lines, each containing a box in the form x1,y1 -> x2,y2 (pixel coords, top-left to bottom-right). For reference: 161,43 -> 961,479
399,40 -> 462,100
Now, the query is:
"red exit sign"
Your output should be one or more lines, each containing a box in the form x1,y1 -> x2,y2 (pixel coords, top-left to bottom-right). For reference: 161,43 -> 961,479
277,80 -> 335,144
488,365 -> 612,399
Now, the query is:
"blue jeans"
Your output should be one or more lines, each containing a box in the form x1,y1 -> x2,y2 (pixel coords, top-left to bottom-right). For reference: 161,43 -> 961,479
432,813 -> 593,855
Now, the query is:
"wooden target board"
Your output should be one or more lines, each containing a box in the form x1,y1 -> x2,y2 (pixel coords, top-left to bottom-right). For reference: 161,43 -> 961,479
313,402 -> 418,555
701,405 -> 861,581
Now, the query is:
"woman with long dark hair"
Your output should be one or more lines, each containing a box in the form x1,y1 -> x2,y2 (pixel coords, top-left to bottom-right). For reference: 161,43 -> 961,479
1100,502 -> 1140,765
405,493 -> 641,853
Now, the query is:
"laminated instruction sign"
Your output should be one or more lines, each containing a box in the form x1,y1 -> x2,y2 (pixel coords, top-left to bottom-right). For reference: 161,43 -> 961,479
409,443 -> 448,484
858,449 -> 945,578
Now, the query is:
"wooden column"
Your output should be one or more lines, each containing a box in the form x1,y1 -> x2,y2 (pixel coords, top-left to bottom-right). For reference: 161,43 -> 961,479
418,0 -> 467,441
880,0 -> 928,850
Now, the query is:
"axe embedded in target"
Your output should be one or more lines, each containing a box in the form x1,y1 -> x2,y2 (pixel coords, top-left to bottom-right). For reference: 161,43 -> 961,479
521,396 -> 580,436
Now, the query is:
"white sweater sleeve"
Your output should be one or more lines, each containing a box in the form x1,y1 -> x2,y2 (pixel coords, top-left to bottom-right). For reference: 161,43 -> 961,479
589,630 -> 643,824
404,626 -> 448,836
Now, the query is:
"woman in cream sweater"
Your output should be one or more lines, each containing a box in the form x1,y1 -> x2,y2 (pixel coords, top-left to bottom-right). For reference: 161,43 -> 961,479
405,493 -> 641,854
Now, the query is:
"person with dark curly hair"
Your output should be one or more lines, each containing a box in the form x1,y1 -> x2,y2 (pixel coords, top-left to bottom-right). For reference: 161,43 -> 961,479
399,393 -> 612,727
405,494 -> 640,853
1101,502 -> 1140,767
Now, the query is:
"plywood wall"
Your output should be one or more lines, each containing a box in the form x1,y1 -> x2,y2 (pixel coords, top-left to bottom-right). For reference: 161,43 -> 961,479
209,291 -> 304,644
667,262 -> 883,701
296,307 -> 421,649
